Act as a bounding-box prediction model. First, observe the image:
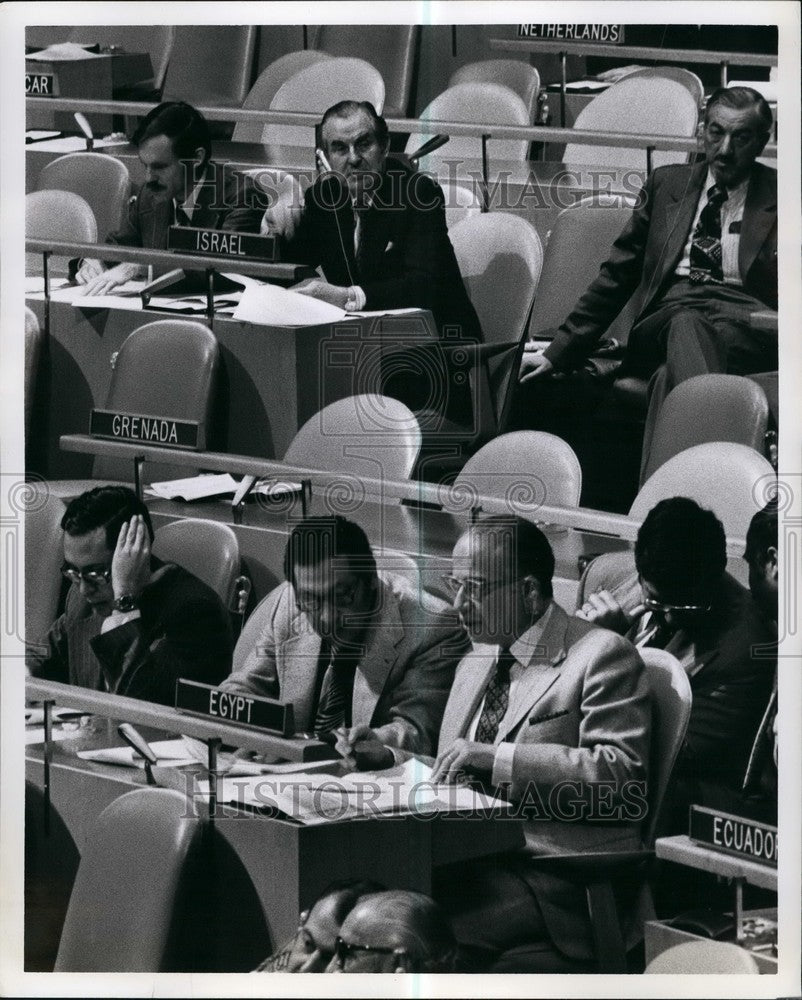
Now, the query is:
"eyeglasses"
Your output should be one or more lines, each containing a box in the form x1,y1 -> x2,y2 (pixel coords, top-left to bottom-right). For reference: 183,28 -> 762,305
333,936 -> 409,971
643,597 -> 711,615
61,563 -> 111,586
441,575 -> 524,602
295,579 -> 362,613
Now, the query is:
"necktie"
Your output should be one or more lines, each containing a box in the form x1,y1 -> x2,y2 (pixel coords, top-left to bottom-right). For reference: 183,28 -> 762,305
314,647 -> 359,734
689,183 -> 728,284
631,611 -> 674,650
174,202 -> 192,227
475,649 -> 515,744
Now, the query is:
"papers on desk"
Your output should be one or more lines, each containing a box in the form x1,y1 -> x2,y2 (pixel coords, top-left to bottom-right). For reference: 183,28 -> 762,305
70,280 -> 147,311
233,282 -> 347,326
25,276 -> 71,295
24,136 -> 130,153
26,130 -> 62,143
146,474 -> 302,504
77,739 -> 198,768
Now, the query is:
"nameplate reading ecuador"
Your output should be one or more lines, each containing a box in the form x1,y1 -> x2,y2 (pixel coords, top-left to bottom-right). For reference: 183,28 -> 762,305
26,73 -> 55,95
168,226 -> 278,262
175,679 -> 296,737
517,24 -> 624,44
89,409 -> 200,449
689,806 -> 777,868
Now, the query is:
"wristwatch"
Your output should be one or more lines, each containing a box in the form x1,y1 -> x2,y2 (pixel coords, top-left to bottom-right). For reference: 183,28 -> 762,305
113,594 -> 140,613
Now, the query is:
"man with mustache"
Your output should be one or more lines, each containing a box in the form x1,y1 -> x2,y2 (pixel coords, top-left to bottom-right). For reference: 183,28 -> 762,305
76,101 -> 264,295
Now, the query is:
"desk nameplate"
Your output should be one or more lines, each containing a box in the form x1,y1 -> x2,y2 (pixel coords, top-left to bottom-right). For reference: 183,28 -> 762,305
89,408 -> 201,449
168,226 -> 278,262
689,805 -> 777,868
517,24 -> 624,43
176,679 -> 296,738
26,73 -> 55,95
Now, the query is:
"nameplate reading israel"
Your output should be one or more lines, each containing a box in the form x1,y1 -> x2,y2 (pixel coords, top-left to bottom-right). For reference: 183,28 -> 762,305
689,806 -> 777,868
168,226 -> 278,261
26,73 -> 54,95
176,679 -> 296,736
517,24 -> 624,44
90,409 -> 200,449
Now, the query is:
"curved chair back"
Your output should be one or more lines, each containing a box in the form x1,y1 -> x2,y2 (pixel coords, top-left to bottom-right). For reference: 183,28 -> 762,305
630,442 -> 776,541
375,549 -> 420,591
284,394 -> 421,483
641,374 -> 770,485
233,591 -> 273,674
26,190 -> 97,277
439,179 -> 484,230
452,430 -> 582,509
637,648 -> 692,847
162,26 -> 256,106
68,25 -> 175,91
265,58 -> 386,166
564,76 -> 699,170
25,307 -> 44,440
24,486 -> 67,650
36,152 -> 131,241
408,82 -> 530,168
233,49 -> 333,141
152,519 -> 241,610
621,66 -> 704,110
55,788 -> 205,971
645,939 -> 760,974
450,59 -> 541,120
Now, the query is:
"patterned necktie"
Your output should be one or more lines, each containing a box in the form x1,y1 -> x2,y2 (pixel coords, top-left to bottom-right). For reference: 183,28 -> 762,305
314,647 -> 358,734
689,183 -> 728,284
475,648 -> 515,744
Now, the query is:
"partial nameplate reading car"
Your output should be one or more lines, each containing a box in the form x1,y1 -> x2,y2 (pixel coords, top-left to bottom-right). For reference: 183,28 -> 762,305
89,409 -> 201,449
168,226 -> 278,262
26,73 -> 55,95
689,805 -> 777,868
176,679 -> 297,737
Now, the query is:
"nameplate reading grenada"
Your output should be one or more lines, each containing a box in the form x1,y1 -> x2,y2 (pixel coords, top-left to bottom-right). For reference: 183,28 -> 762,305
689,806 -> 777,868
168,226 -> 278,262
90,409 -> 200,449
26,74 -> 55,95
176,679 -> 296,737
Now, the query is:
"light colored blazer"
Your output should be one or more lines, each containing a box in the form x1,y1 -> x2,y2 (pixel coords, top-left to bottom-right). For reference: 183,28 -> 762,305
222,575 -> 469,754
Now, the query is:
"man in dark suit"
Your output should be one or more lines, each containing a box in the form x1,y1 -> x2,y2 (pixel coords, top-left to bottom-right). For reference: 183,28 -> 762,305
76,101 -> 264,294
519,87 -> 777,472
27,486 -> 232,705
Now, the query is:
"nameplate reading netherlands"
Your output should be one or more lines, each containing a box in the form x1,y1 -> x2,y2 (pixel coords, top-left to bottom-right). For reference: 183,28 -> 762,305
89,408 -> 201,449
168,226 -> 278,261
689,805 -> 777,868
517,24 -> 624,44
26,73 -> 54,95
176,679 -> 296,737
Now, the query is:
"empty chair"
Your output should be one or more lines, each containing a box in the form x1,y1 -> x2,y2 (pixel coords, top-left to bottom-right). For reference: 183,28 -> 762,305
630,442 -> 775,541
316,25 -> 417,119
264,58 -> 385,167
284,394 -> 421,483
24,486 -> 66,657
152,519 -> 241,609
620,66 -> 704,110
162,26 -> 256,106
451,430 -> 582,509
645,940 -> 760,974
640,374 -> 770,485
450,59 -> 541,120
563,76 -> 700,170
36,152 -> 131,241
68,25 -> 175,92
233,49 -> 333,141
438,179 -> 484,229
26,190 -> 97,277
25,307 -> 44,441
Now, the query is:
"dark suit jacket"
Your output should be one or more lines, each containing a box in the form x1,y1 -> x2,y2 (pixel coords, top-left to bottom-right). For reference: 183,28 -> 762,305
544,161 -> 778,371
27,562 -> 233,706
282,158 -> 483,341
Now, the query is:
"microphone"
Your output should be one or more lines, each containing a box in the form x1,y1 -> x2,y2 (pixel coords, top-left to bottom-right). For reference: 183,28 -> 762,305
118,722 -> 158,785
408,134 -> 449,164
140,267 -> 186,305
74,111 -> 94,151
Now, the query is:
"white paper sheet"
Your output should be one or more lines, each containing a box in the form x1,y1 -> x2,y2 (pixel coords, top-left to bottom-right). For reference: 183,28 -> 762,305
233,282 -> 347,327
22,136 -> 129,153
77,739 -> 197,768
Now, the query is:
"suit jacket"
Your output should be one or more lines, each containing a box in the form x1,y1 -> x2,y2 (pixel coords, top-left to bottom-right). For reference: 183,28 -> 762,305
221,575 -> 469,754
27,562 -> 233,706
283,157 -> 483,341
544,161 -> 778,371
438,603 -> 651,958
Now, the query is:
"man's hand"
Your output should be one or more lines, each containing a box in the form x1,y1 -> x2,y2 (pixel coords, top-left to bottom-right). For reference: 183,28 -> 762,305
76,262 -> 142,296
576,590 -> 641,633
292,277 -> 349,309
260,189 -> 303,240
75,258 -> 104,285
334,725 -> 395,772
519,347 -> 554,383
431,738 -> 496,785
111,515 -> 153,600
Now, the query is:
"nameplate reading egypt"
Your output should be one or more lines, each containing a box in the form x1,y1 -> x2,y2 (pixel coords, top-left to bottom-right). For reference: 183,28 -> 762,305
176,679 -> 297,738
168,226 -> 278,262
689,805 -> 777,868
90,409 -> 201,450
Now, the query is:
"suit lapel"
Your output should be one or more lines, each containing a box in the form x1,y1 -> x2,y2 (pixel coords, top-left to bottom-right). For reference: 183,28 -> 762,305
438,646 -> 498,749
658,163 -> 706,281
279,620 -> 322,731
739,165 -> 776,280
352,581 -> 403,724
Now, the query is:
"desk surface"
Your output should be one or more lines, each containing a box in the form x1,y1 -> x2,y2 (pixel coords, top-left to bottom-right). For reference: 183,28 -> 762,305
655,834 -> 778,892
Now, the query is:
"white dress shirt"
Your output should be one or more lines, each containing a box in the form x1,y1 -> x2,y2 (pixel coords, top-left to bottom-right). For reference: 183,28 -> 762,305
674,170 -> 750,285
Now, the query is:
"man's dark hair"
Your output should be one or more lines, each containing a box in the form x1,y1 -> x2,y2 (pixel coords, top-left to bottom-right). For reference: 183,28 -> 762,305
745,498 -> 779,568
705,86 -> 774,138
319,100 -> 389,151
470,514 -> 555,599
283,516 -> 378,585
132,100 -> 212,163
354,890 -> 458,973
61,485 -> 154,550
635,497 -> 727,602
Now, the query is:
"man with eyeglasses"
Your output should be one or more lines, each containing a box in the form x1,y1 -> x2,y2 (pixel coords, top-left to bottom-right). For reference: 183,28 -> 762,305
222,516 -> 468,756
576,496 -> 775,833
517,86 -> 777,477
26,485 -> 232,705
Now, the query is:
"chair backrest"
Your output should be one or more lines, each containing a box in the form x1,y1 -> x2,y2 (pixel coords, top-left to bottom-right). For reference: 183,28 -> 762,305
452,430 -> 582,509
68,25 -> 175,90
233,49 -> 333,141
284,394 -> 421,483
94,319 -> 220,483
564,76 -> 700,170
645,939 -> 759,974
316,25 -> 418,119
152,519 -> 240,610
438,179 -> 484,230
621,66 -> 704,110
25,307 -> 44,440
641,374 -> 770,485
450,59 -> 541,120
55,788 -> 205,971
630,442 -> 776,541
233,590 -> 273,674
26,189 -> 97,242
265,58 -> 386,167
24,487 -> 67,650
375,549 -> 420,590
529,194 -> 637,337
36,152 -> 132,242
407,82 -> 530,167
162,26 -> 256,106
637,648 -> 692,848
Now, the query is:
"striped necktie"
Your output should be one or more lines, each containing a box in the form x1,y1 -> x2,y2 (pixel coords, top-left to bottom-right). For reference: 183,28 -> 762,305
689,183 -> 728,284
314,647 -> 359,734
475,648 -> 515,744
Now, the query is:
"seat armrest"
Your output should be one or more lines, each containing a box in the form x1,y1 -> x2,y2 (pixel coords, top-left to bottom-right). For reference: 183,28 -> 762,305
749,310 -> 778,332
527,848 -> 654,879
